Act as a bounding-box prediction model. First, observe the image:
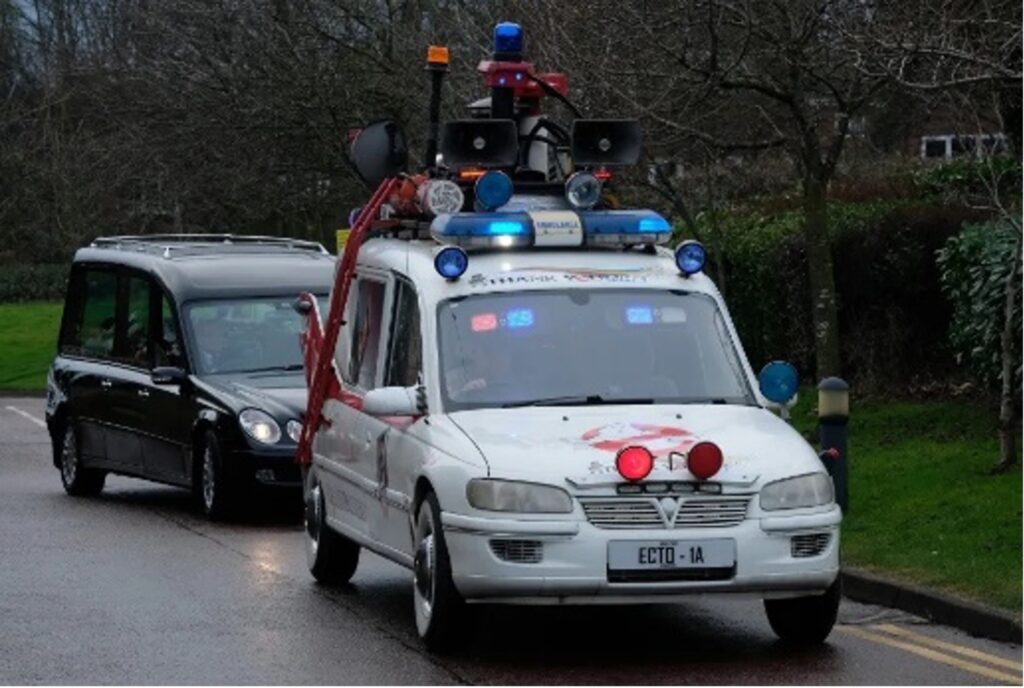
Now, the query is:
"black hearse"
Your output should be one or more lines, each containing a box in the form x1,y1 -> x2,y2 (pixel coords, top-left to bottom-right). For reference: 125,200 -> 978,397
45,235 -> 334,519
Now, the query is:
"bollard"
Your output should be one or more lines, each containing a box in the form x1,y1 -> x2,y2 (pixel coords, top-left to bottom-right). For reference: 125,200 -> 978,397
818,377 -> 849,512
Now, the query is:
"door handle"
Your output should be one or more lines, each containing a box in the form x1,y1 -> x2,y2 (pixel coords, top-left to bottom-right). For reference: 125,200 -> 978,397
100,379 -> 112,390
137,388 -> 150,398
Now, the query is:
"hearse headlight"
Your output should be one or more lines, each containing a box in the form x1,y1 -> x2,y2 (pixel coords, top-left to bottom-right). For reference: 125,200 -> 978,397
286,420 -> 302,443
759,473 -> 834,511
239,408 -> 281,445
467,479 -> 573,514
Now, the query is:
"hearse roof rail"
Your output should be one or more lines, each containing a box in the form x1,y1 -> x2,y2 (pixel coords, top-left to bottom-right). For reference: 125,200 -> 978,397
90,234 -> 329,259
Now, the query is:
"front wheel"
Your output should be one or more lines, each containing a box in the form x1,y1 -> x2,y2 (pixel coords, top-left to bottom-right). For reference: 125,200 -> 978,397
196,431 -> 236,520
413,491 -> 464,652
764,578 -> 841,644
58,423 -> 105,496
305,473 -> 360,584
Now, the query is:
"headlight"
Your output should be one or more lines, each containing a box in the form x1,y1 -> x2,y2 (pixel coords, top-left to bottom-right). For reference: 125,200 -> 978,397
466,479 -> 573,514
760,473 -> 834,511
239,408 -> 281,445
286,420 -> 302,443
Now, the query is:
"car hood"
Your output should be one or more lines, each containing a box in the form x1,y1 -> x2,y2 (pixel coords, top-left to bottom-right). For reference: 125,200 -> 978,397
201,373 -> 308,421
447,404 -> 822,488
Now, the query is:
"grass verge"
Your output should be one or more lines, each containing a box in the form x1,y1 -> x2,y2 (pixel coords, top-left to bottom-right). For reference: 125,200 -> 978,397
0,301 -> 62,391
792,389 -> 1022,611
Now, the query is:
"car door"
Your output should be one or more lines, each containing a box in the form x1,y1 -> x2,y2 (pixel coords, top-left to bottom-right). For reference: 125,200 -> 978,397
100,270 -> 151,474
60,265 -> 118,465
318,270 -> 393,543
139,286 -> 193,485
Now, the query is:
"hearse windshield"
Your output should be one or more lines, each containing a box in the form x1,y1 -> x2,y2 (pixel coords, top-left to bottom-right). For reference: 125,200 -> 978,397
186,295 -> 328,375
437,289 -> 754,411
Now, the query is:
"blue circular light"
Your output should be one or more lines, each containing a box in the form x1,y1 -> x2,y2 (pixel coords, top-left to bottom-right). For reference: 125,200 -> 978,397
759,361 -> 799,404
474,170 -> 513,211
434,245 -> 469,280
675,240 -> 706,275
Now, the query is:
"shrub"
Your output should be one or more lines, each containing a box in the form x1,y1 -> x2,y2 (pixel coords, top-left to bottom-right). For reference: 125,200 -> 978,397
0,264 -> 70,303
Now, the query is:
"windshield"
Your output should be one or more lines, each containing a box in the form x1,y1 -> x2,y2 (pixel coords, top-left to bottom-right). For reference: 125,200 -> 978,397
437,289 -> 753,411
186,295 -> 328,375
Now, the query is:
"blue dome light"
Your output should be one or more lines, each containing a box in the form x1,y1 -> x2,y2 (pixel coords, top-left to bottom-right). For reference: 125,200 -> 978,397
675,240 -> 706,275
493,22 -> 523,57
475,170 -> 513,211
758,361 -> 799,404
434,245 -> 469,280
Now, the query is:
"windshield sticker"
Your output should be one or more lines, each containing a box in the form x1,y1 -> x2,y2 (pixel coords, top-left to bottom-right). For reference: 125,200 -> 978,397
467,267 -> 652,288
581,422 -> 696,458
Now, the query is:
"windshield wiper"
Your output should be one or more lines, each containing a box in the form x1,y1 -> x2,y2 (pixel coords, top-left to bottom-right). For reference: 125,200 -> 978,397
502,394 -> 654,408
244,364 -> 305,375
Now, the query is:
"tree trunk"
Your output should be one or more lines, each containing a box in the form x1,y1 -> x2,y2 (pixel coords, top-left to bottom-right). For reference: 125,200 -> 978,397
802,177 -> 842,379
992,231 -> 1022,473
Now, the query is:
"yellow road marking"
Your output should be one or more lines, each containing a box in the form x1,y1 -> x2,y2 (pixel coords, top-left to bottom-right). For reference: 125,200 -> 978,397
838,625 -> 1022,685
873,623 -> 1023,672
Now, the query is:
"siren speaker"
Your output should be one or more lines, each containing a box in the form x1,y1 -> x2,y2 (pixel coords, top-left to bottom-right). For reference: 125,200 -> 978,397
571,119 -> 643,167
440,119 -> 519,168
352,120 -> 408,187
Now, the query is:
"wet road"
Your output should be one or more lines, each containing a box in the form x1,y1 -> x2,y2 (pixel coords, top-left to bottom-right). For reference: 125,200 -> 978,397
1,397 -> 1021,685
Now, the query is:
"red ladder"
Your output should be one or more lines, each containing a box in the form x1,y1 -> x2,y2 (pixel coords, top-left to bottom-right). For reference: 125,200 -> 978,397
295,177 -> 399,465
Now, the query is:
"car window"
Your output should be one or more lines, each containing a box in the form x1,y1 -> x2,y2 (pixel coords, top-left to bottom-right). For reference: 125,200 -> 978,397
385,279 -> 422,388
74,269 -> 118,359
155,294 -> 185,369
344,277 -> 386,390
116,275 -> 151,368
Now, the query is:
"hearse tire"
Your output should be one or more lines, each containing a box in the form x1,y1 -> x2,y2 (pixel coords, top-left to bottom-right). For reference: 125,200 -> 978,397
196,430 -> 237,521
59,423 -> 106,496
305,475 -> 360,585
764,578 -> 841,644
413,491 -> 465,653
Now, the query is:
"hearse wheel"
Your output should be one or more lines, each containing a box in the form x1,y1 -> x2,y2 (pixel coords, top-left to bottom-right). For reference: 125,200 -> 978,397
764,578 -> 841,644
59,423 -> 105,496
413,491 -> 464,652
196,430 -> 237,520
304,473 -> 360,584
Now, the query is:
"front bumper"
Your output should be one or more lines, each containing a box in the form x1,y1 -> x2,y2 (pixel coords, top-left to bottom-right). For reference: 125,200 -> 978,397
442,505 -> 841,603
226,446 -> 302,488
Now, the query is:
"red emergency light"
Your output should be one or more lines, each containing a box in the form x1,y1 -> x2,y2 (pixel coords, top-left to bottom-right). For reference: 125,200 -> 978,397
687,441 -> 723,481
616,445 -> 654,482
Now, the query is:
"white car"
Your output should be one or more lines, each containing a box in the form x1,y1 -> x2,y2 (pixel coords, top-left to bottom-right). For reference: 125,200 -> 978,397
301,211 -> 841,651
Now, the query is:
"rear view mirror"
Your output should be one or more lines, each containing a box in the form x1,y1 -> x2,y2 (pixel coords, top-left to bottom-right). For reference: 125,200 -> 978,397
152,366 -> 187,386
440,119 -> 519,168
571,119 -> 643,167
362,386 -> 422,417
351,120 -> 409,187
758,361 -> 799,406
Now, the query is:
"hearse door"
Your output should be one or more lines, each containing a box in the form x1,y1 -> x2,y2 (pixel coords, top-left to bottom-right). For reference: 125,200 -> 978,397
319,270 -> 393,542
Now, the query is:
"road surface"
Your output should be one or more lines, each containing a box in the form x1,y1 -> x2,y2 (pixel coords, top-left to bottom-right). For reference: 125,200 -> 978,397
1,397 -> 1020,685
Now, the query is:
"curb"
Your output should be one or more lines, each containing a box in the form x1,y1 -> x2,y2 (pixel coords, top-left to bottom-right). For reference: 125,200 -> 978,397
842,568 -> 1022,644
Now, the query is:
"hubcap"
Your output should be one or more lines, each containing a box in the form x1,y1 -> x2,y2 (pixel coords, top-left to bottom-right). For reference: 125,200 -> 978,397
60,428 -> 77,485
413,515 -> 436,621
305,483 -> 321,555
202,447 -> 216,510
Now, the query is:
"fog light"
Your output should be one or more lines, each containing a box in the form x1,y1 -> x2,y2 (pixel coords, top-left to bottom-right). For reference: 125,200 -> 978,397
255,469 -> 276,483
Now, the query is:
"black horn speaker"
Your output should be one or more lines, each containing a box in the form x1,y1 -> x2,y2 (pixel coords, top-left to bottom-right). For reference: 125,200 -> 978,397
351,120 -> 409,187
440,119 -> 519,168
571,119 -> 643,167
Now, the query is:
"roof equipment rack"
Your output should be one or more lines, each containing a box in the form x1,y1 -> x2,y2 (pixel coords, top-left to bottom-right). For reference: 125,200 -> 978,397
90,234 -> 329,259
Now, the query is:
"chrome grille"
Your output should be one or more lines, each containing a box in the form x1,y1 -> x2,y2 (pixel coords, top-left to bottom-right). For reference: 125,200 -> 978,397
791,532 -> 831,558
490,539 -> 543,563
579,496 -> 750,529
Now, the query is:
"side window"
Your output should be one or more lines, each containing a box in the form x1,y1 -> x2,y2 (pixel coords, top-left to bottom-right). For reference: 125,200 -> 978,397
115,275 -> 152,368
76,269 -> 118,359
344,277 -> 386,390
385,279 -> 422,387
155,293 -> 185,369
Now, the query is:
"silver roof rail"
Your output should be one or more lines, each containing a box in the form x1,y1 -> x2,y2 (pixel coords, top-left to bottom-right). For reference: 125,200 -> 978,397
89,234 -> 330,259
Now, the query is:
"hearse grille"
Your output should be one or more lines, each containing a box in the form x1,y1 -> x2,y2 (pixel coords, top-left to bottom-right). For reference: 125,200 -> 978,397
579,496 -> 750,530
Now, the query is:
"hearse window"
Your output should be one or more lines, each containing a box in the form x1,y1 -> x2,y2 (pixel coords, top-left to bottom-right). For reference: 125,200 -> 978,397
75,269 -> 118,359
116,275 -> 151,368
345,277 -> 386,390
155,294 -> 185,369
385,279 -> 422,388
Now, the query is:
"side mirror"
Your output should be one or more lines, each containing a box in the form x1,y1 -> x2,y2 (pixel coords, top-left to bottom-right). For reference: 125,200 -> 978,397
351,120 -> 409,187
362,386 -> 422,417
151,366 -> 187,386
758,361 -> 799,409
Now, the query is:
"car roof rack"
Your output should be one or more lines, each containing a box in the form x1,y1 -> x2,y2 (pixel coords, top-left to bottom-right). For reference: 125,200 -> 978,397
90,234 -> 330,259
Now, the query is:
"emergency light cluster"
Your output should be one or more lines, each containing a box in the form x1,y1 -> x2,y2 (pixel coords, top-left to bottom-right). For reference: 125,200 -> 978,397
615,442 -> 724,482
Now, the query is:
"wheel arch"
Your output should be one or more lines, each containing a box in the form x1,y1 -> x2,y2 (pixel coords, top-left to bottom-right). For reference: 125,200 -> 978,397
48,403 -> 70,468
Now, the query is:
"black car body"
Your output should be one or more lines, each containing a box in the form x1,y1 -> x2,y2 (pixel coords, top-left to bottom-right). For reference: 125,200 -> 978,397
45,235 -> 334,518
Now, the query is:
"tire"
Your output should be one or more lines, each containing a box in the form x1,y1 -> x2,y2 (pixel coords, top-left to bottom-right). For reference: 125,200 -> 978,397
304,472 -> 360,584
764,578 -> 841,644
413,491 -> 465,652
58,423 -> 105,496
196,430 -> 236,520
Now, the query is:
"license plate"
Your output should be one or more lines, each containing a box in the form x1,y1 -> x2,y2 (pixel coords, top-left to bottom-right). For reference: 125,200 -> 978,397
607,539 -> 736,570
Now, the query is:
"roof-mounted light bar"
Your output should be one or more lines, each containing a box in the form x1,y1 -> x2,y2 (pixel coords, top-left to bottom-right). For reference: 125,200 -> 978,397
430,210 -> 672,249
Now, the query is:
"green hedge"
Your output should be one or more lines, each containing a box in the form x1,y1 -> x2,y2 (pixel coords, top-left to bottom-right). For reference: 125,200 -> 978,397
0,264 -> 70,303
693,201 -> 991,390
